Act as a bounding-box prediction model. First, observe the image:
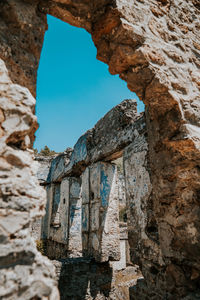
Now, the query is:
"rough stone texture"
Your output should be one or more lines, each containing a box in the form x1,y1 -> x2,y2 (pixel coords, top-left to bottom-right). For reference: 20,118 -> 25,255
41,184 -> 53,240
0,59 -> 59,299
0,4 -> 59,296
67,177 -> 83,257
42,161 -> 121,262
35,155 -> 54,184
118,173 -> 126,209
30,217 -> 42,241
1,0 -> 200,298
47,100 -> 144,180
0,0 -> 47,97
111,224 -> 129,271
53,258 -> 141,300
36,0 -> 200,297
41,177 -> 83,258
47,148 -> 72,183
81,162 -> 120,262
123,130 -> 162,295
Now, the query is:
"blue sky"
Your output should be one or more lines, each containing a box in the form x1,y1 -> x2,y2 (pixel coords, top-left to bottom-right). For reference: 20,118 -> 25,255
35,15 -> 144,152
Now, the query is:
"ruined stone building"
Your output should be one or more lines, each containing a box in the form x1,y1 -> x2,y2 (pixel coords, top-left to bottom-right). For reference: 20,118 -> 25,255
32,99 -> 145,298
0,0 -> 200,299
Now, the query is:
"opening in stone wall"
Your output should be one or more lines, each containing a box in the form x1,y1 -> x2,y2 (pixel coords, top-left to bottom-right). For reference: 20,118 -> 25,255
34,15 -> 144,153
33,14 -> 143,241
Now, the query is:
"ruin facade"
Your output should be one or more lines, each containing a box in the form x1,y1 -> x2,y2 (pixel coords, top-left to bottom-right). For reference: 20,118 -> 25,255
36,100 -> 143,263
0,0 -> 200,299
34,99 -> 145,299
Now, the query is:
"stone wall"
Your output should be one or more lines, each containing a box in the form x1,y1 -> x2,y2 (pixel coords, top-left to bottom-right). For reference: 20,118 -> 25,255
37,1 -> 200,297
0,0 -> 200,298
0,2 -> 60,297
37,100 -> 148,299
0,59 -> 59,298
40,100 -> 142,263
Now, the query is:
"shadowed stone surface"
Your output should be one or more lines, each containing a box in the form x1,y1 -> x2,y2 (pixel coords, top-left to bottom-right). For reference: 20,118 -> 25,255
53,258 -> 141,300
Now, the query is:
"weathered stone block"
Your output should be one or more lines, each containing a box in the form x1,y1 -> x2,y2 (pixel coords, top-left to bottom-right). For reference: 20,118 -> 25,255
48,183 -> 63,244
35,156 -> 53,184
60,177 -> 70,243
123,135 -> 162,281
31,218 -> 42,241
68,178 -> 82,257
82,233 -> 89,252
41,184 -> 53,240
111,239 -> 126,271
69,177 -> 81,199
47,151 -> 72,183
42,181 -> 69,245
62,101 -> 145,177
82,204 -> 89,232
0,57 -> 59,298
90,203 -> 100,231
124,136 -> 150,251
64,132 -> 91,176
68,207 -> 82,238
90,163 -> 101,201
51,184 -> 61,227
82,162 -> 121,262
42,177 -> 83,257
81,167 -> 90,204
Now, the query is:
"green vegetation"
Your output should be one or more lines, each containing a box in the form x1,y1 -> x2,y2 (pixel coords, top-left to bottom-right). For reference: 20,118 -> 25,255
36,239 -> 47,256
34,145 -> 57,156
